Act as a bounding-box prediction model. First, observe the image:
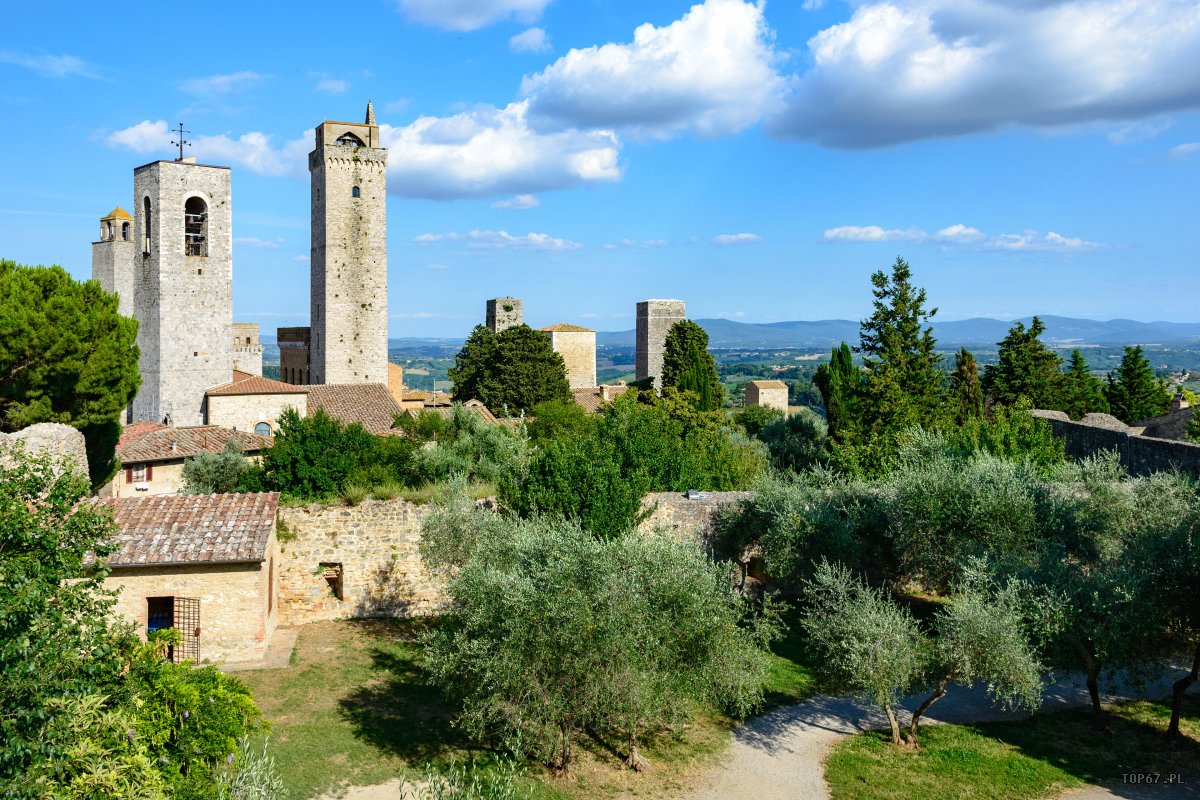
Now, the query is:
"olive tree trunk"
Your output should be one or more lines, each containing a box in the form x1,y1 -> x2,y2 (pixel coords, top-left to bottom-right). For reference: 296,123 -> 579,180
907,677 -> 950,748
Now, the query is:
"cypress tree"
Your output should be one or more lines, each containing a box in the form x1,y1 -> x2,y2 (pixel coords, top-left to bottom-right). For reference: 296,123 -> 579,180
1060,349 -> 1108,419
948,347 -> 984,424
661,320 -> 724,411
815,342 -> 859,442
1104,346 -> 1171,423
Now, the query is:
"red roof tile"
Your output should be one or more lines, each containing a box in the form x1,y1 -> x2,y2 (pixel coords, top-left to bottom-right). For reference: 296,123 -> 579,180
206,370 -> 309,396
99,492 -> 279,567
747,380 -> 788,389
117,426 -> 273,464
539,323 -> 595,333
306,383 -> 401,436
118,421 -> 168,449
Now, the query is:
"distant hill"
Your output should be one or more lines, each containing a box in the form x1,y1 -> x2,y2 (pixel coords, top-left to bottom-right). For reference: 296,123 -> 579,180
595,316 -> 1200,349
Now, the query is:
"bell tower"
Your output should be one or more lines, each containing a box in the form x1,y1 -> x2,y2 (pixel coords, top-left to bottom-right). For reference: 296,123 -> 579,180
309,101 -> 388,385
91,206 -> 136,318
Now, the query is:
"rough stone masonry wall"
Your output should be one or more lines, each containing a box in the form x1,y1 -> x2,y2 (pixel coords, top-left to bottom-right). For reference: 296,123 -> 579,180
310,145 -> 388,385
552,329 -> 597,389
206,392 -> 307,435
638,491 -> 753,547
132,161 -> 233,427
1035,410 -> 1200,477
276,498 -> 446,626
91,238 -> 135,318
636,299 -> 686,390
486,297 -> 523,333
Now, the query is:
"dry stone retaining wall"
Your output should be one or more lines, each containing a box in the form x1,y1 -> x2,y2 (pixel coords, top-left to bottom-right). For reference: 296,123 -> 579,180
1034,409 -> 1200,477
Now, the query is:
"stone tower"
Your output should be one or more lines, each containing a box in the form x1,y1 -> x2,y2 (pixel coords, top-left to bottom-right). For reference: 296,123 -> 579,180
310,102 -> 388,385
540,324 -> 596,389
91,206 -> 136,318
231,322 -> 264,376
636,299 -> 686,390
131,158 -> 233,426
486,297 -> 523,333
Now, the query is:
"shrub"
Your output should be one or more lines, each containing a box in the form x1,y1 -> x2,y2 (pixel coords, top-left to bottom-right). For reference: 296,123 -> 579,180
342,483 -> 369,506
216,738 -> 285,800
758,408 -> 829,472
182,440 -> 248,494
418,405 -> 529,486
733,404 -> 784,438
423,515 -> 777,773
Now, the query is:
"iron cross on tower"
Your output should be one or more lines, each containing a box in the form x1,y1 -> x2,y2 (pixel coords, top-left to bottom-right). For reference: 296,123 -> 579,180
171,123 -> 192,161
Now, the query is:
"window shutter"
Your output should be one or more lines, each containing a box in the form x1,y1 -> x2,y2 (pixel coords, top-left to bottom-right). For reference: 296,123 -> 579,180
125,466 -> 133,484
146,464 -> 154,481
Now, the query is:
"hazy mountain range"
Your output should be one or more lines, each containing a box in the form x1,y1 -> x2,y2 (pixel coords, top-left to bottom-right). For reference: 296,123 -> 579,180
258,316 -> 1200,358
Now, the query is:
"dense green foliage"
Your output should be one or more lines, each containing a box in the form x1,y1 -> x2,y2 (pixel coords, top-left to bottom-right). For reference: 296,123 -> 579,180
449,325 -> 571,415
947,348 -> 983,423
182,440 -> 249,494
503,390 -> 766,537
757,408 -> 829,473
0,260 -> 141,485
732,404 -> 784,438
814,342 -> 858,442
982,316 -> 1063,409
0,445 -> 267,798
414,405 -> 529,486
1104,345 -> 1171,423
421,506 -> 778,773
661,320 -> 724,411
1060,349 -> 1109,418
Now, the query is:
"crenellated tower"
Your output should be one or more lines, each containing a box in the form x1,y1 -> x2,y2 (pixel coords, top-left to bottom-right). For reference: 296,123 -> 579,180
309,101 -> 388,385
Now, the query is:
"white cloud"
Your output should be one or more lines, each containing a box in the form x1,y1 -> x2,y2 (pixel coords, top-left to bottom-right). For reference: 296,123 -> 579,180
1169,142 -> 1200,159
580,312 -> 601,319
391,311 -> 437,319
381,100 -> 621,199
717,310 -> 747,318
0,49 -> 95,78
413,230 -> 582,250
823,225 -> 925,242
522,0 -> 783,139
771,0 -> 1200,147
233,237 -> 283,249
713,232 -> 762,244
492,194 -> 540,209
180,71 -> 264,96
426,263 -> 450,269
395,0 -> 552,31
292,255 -> 310,262
314,78 -> 349,95
986,230 -> 1101,251
510,27 -> 552,53
934,224 -> 985,243
106,119 -> 311,177
603,238 -> 669,249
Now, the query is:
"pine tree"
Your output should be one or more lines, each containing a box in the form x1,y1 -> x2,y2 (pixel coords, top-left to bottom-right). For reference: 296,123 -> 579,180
661,320 -> 724,411
814,342 -> 859,442
948,348 -> 983,424
448,325 -> 497,402
981,316 -> 1063,409
1060,350 -> 1108,419
1104,346 -> 1171,423
450,325 -> 571,415
856,257 -> 945,434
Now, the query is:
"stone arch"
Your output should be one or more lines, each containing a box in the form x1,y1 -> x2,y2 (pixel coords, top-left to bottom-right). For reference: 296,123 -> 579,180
184,196 -> 208,257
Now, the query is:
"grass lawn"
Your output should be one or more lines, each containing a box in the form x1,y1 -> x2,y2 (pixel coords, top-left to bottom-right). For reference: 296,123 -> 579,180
237,616 -> 817,799
825,695 -> 1200,800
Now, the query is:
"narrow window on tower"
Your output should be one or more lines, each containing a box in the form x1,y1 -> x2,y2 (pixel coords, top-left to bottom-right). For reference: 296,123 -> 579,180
351,185 -> 361,199
143,197 -> 152,255
122,221 -> 130,241
184,197 -> 208,257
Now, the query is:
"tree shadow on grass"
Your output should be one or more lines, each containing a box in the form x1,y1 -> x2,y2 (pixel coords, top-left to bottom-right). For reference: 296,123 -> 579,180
336,619 -> 478,765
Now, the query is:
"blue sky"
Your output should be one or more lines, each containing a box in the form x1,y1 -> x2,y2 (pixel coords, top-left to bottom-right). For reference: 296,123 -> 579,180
1,0 -> 1198,337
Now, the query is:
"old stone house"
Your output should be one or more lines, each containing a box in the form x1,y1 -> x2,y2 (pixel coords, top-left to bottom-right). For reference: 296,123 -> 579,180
99,492 -> 281,664
101,423 -> 272,498
571,383 -> 630,414
744,380 -> 789,413
204,370 -> 309,435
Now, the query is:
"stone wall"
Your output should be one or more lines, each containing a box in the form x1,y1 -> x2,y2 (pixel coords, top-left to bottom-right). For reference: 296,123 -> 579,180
1135,405 -> 1194,442
486,297 -> 523,333
636,300 -> 686,390
745,382 -> 789,413
206,391 -> 307,434
231,322 -> 263,376
638,491 -> 752,546
276,498 -> 446,626
0,422 -> 89,479
550,329 -> 597,389
1034,409 -> 1200,476
91,237 -> 135,318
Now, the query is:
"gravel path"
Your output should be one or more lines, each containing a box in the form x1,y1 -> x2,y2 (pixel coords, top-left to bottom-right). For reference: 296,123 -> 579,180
681,672 -> 1196,800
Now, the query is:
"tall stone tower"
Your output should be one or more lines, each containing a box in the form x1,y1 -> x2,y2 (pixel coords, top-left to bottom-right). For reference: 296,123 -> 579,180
310,102 -> 388,385
636,299 -> 686,390
131,158 -> 233,426
486,297 -> 523,333
91,206 -> 135,318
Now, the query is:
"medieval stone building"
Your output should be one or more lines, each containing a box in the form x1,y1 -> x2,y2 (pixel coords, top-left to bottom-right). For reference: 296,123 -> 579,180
540,323 -> 597,389
636,299 -> 686,390
744,380 -> 789,413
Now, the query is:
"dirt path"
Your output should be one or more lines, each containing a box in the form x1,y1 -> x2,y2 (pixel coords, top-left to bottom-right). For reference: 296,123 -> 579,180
681,673 -> 1196,800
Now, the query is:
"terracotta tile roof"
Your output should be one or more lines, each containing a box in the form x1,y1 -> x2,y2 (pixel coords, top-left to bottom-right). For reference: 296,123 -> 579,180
571,384 -> 629,414
98,492 -> 279,568
306,383 -> 401,436
118,421 -> 168,449
747,380 -> 788,389
117,426 -> 273,464
206,370 -> 309,396
539,323 -> 595,333
425,399 -> 501,425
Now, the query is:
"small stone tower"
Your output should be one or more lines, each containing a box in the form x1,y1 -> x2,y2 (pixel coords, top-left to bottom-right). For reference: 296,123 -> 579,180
91,206 -> 136,318
231,322 -> 264,376
310,102 -> 388,385
540,324 -> 596,389
486,297 -> 523,333
636,299 -> 686,390
131,158 -> 233,426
